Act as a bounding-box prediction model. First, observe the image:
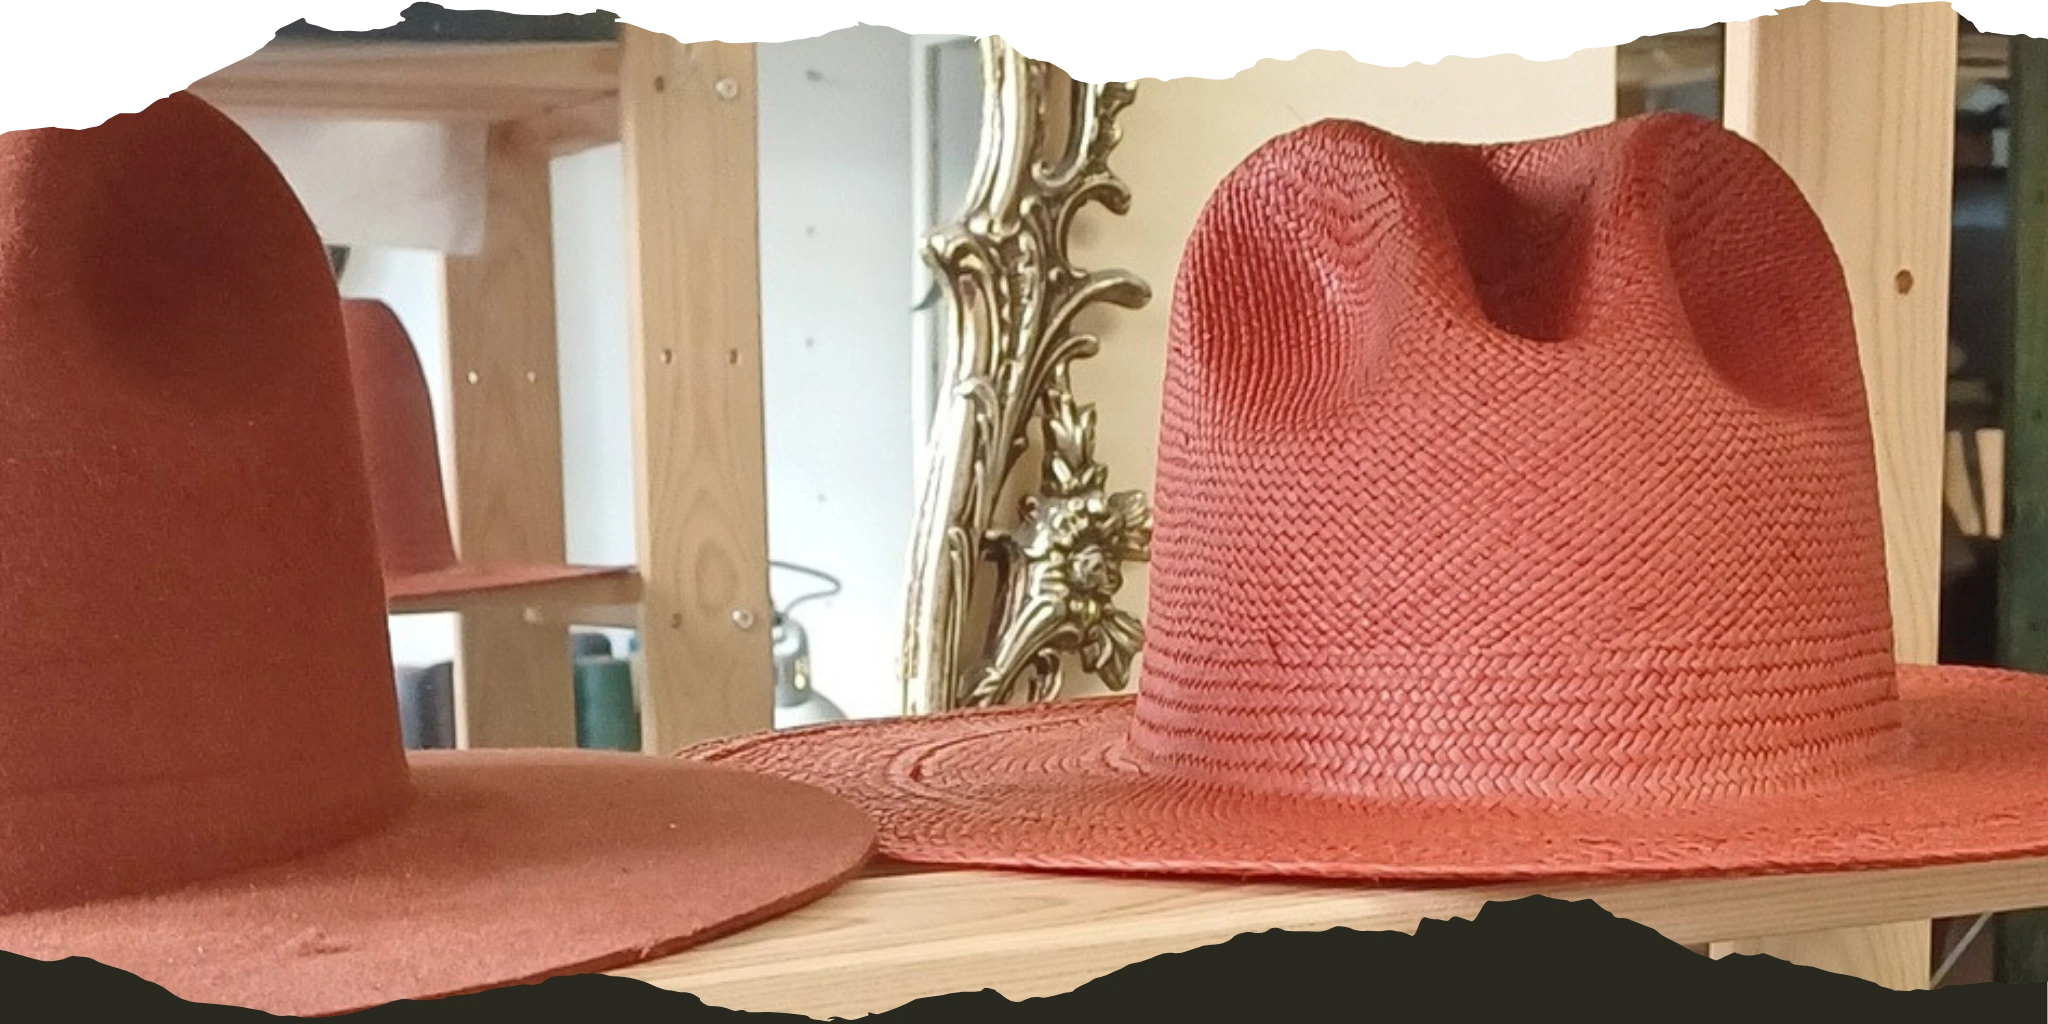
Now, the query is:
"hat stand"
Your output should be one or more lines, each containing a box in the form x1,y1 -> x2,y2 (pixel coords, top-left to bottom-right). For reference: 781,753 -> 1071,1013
192,6 -> 2048,1016
195,25 -> 775,755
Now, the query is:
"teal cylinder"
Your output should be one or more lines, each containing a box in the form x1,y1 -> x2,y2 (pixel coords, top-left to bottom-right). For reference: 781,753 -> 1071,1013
573,656 -> 640,751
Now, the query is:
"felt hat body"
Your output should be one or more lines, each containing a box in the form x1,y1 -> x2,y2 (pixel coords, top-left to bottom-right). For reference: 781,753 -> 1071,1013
689,112 -> 2048,883
0,93 -> 873,1015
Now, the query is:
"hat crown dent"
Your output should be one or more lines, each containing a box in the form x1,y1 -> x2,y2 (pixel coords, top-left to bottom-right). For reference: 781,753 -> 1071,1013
0,94 -> 412,911
1132,113 -> 1910,805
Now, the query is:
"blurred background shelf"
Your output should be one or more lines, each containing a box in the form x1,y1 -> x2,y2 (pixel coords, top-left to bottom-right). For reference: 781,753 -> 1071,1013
194,14 -> 776,757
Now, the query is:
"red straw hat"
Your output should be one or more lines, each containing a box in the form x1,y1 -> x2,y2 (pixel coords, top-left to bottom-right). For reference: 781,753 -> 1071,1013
0,92 -> 873,1015
339,297 -> 635,602
690,112 -> 2048,883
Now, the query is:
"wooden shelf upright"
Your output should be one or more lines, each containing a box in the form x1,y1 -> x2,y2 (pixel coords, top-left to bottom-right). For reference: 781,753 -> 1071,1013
193,27 -> 776,755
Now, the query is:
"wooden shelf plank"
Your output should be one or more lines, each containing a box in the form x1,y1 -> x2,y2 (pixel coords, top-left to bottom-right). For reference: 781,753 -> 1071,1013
190,40 -> 621,131
385,568 -> 642,619
613,858 -> 2048,1015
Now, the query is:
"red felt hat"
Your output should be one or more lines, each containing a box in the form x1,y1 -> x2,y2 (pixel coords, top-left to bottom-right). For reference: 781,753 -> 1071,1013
688,112 -> 2048,883
339,297 -> 635,603
0,93 -> 873,1015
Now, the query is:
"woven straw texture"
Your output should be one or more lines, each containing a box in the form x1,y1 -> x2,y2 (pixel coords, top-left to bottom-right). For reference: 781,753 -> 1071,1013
688,112 -> 2048,881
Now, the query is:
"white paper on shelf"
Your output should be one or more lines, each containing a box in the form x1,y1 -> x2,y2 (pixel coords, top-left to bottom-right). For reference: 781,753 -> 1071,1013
226,114 -> 487,255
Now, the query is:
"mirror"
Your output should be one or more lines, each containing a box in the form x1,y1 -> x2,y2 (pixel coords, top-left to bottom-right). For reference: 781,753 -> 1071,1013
758,30 -> 1153,723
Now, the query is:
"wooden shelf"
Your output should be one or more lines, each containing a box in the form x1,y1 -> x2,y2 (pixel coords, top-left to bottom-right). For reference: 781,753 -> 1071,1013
192,31 -> 776,753
386,569 -> 642,627
190,41 -> 623,154
613,857 -> 2048,1015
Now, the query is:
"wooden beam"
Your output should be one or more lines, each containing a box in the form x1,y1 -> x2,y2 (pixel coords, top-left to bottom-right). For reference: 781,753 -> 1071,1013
191,41 -> 620,126
385,569 -> 642,616
618,27 -> 775,754
1709,921 -> 1932,990
441,119 -> 577,749
505,95 -> 622,157
1722,0 -> 1958,988
614,857 -> 2048,1016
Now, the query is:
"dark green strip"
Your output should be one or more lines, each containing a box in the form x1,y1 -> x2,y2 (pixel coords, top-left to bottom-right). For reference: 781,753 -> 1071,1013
1999,33 -> 2048,985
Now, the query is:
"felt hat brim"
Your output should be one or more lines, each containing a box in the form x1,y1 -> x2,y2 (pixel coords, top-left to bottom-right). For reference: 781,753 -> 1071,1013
687,665 -> 2048,883
0,751 -> 874,1016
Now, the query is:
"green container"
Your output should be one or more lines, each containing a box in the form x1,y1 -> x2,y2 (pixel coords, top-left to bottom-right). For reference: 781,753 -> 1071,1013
573,656 -> 640,751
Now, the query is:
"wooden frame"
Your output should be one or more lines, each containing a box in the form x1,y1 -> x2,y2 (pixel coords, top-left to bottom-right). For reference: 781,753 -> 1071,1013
1723,0 -> 1958,985
194,29 -> 775,754
617,856 -> 2048,1015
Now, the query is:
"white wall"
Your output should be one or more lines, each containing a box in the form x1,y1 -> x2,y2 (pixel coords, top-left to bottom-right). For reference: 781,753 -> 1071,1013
755,27 -> 919,720
332,27 -> 930,721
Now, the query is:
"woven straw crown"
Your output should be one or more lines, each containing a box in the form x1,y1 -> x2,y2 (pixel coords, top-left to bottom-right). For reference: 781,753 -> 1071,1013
1124,113 -> 1908,805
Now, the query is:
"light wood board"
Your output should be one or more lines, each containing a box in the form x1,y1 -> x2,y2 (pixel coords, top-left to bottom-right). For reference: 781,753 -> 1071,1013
441,119 -> 577,749
191,41 -> 620,135
615,857 -> 2048,1016
1722,0 -> 1959,987
618,28 -> 775,754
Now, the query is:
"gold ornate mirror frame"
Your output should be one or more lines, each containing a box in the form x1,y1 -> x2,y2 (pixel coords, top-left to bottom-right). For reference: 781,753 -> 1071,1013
901,37 -> 1153,714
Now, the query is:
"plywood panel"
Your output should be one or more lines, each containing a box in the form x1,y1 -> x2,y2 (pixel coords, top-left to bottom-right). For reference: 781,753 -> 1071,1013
1711,921 -> 1932,990
442,119 -> 576,748
616,857 -> 2048,1015
1721,0 -> 1958,988
618,27 -> 774,753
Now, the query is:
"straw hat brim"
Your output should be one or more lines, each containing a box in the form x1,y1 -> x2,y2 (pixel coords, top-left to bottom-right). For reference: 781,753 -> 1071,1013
686,665 -> 2048,882
0,751 -> 874,1016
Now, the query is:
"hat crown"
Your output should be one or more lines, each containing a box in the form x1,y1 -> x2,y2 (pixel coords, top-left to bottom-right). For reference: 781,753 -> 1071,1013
341,299 -> 460,577
0,94 -> 411,910
1131,114 -> 1907,804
